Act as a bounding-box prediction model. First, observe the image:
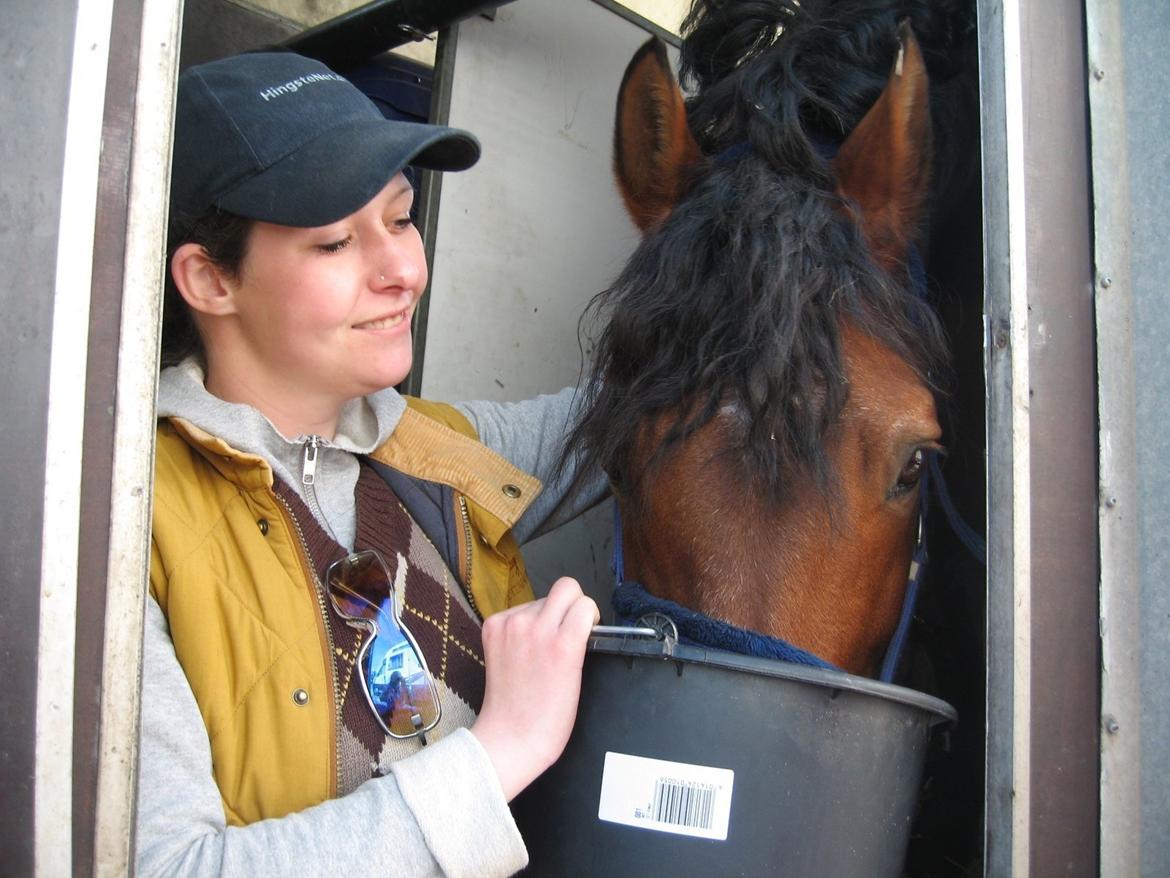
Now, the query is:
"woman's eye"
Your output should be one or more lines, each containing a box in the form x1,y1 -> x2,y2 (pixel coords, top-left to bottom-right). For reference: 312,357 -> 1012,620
892,447 -> 927,496
389,216 -> 413,232
316,236 -> 351,254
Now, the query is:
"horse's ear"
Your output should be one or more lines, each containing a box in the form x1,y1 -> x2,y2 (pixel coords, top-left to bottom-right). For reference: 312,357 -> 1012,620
614,37 -> 703,234
831,21 -> 932,271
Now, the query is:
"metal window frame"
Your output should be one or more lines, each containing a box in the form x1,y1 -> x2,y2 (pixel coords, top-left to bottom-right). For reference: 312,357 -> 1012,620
980,0 -> 1101,874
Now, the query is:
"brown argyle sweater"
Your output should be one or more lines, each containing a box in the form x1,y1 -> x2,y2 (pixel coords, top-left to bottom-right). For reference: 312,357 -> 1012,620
275,461 -> 486,794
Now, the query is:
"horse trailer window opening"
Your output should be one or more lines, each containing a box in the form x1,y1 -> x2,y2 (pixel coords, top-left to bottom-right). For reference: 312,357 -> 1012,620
3,0 -> 1167,875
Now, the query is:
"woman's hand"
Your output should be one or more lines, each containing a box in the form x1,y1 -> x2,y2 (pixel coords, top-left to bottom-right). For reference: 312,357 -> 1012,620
471,577 -> 600,801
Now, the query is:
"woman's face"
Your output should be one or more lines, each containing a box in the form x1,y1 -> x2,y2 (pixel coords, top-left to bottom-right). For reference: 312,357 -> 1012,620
209,173 -> 427,422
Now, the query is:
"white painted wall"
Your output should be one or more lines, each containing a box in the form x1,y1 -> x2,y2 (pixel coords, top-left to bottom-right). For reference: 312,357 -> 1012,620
422,1 -> 676,603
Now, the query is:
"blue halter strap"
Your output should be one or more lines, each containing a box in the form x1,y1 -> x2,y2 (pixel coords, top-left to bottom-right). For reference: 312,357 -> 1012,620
877,465 -> 930,681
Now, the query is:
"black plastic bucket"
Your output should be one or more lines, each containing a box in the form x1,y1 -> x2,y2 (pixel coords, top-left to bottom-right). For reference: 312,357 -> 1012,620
512,630 -> 956,877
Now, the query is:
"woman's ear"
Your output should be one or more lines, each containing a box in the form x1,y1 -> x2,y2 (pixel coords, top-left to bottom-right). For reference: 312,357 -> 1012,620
170,242 -> 239,317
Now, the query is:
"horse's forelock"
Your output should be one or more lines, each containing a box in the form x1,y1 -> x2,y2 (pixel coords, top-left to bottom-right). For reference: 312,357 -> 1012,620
567,154 -> 948,505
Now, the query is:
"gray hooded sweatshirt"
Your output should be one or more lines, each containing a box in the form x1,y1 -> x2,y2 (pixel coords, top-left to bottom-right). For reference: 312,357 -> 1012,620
135,361 -> 604,877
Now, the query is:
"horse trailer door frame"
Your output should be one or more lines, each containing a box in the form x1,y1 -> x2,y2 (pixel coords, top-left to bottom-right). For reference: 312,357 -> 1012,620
0,0 -> 180,873
979,0 -> 1101,875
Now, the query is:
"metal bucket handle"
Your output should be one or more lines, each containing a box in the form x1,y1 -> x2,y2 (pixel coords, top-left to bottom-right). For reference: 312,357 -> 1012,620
591,613 -> 679,656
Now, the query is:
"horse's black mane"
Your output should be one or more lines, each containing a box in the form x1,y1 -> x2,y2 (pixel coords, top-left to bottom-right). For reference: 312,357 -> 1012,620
565,0 -> 976,503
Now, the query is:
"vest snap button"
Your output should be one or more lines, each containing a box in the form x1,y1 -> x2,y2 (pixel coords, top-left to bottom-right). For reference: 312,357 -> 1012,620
502,483 -> 522,499
292,688 -> 309,706
257,518 -> 269,535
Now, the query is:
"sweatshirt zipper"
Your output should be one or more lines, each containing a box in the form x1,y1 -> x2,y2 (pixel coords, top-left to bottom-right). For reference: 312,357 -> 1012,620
457,494 -> 481,619
301,436 -> 339,543
274,490 -> 342,798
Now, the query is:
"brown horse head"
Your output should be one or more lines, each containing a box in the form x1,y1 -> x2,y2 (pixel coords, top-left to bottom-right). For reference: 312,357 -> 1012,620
572,20 -> 946,677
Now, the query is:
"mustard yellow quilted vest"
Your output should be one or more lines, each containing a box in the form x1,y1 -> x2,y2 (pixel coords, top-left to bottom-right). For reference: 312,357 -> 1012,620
150,399 -> 539,824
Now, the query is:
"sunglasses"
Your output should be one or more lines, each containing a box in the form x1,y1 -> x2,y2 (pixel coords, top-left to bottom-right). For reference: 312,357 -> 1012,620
325,549 -> 441,741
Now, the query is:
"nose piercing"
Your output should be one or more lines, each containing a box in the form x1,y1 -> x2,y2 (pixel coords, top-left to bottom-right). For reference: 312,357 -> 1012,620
379,274 -> 385,282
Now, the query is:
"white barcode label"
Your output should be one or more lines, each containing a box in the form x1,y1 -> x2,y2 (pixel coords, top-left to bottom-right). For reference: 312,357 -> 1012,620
597,752 -> 734,840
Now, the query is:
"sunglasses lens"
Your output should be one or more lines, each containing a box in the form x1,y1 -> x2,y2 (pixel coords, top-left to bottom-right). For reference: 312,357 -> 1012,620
362,625 -> 441,737
326,551 -> 440,738
328,552 -> 391,616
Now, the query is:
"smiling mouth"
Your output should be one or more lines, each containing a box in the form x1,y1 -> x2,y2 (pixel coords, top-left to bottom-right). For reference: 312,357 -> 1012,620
354,311 -> 410,331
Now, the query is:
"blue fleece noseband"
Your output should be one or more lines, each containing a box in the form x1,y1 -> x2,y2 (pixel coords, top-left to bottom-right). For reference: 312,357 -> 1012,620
612,579 -> 836,670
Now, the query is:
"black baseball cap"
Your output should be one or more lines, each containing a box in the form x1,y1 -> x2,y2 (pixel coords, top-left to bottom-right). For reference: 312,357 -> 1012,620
169,51 -> 480,230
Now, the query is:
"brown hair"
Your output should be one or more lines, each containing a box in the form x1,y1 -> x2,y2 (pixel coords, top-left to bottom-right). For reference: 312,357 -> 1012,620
161,212 -> 254,368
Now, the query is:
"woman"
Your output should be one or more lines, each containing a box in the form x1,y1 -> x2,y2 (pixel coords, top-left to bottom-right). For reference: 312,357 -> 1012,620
138,50 -> 605,876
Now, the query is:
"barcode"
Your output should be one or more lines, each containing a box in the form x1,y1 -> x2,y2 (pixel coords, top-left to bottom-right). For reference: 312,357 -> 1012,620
600,753 -> 733,839
651,777 -> 717,830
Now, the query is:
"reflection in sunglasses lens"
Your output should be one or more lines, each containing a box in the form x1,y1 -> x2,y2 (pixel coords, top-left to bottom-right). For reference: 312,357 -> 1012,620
362,622 -> 440,736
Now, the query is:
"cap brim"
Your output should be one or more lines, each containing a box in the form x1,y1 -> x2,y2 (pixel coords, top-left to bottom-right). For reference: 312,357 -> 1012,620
217,118 -> 480,227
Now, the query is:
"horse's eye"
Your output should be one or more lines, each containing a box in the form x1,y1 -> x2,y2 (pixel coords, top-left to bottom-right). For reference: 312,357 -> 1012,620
892,447 -> 926,496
